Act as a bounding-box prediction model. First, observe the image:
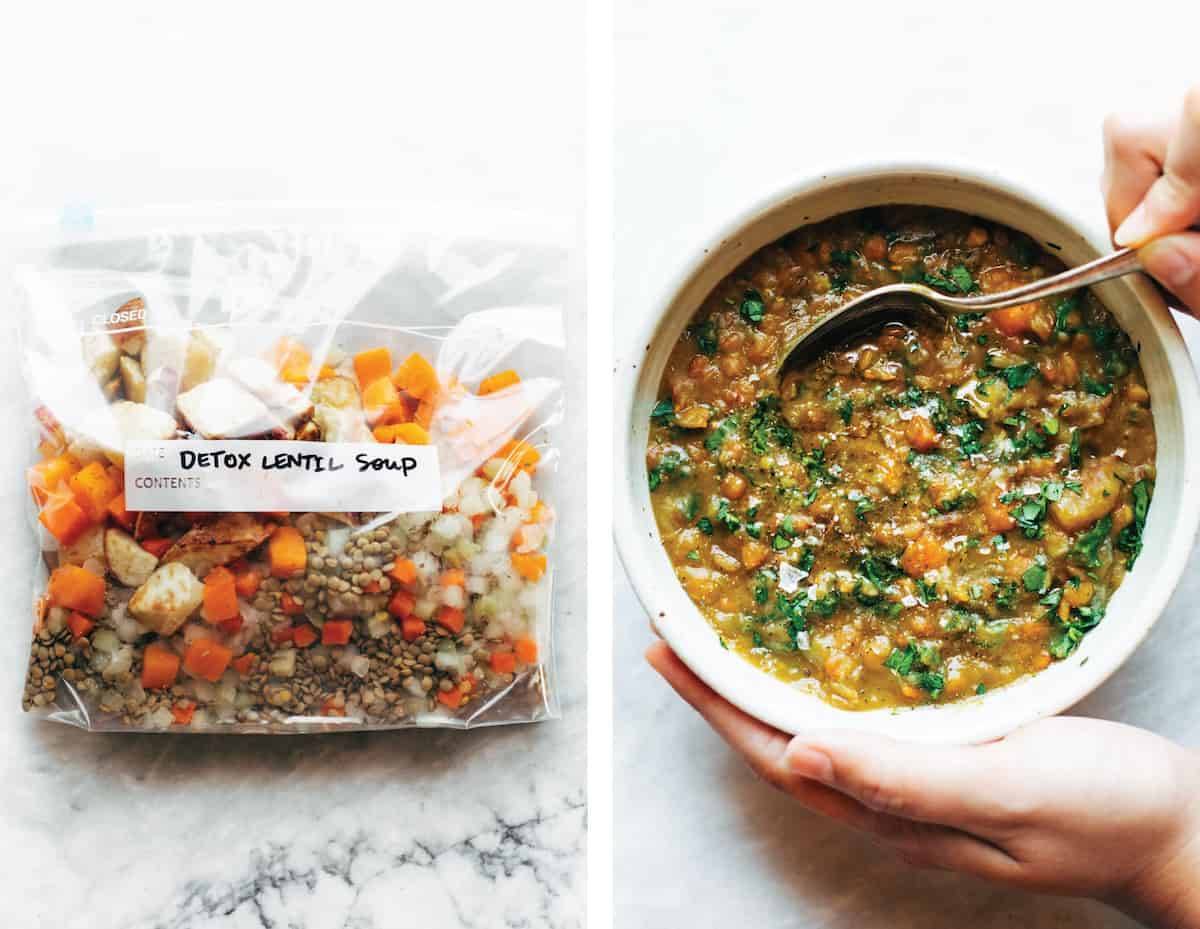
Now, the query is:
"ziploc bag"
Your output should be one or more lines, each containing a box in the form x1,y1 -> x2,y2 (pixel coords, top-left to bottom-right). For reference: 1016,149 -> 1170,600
14,207 -> 565,732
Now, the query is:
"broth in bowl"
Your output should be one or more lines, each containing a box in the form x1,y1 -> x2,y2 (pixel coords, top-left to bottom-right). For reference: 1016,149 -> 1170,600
646,206 -> 1155,710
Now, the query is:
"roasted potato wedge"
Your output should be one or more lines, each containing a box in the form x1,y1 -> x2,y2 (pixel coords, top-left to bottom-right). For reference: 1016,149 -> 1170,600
128,562 -> 204,636
119,356 -> 147,403
104,528 -> 159,587
160,512 -> 272,577
105,401 -> 179,466
82,333 -> 119,385
59,523 -> 106,568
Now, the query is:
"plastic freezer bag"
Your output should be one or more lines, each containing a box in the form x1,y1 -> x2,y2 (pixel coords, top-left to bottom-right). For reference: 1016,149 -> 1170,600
14,209 -> 565,732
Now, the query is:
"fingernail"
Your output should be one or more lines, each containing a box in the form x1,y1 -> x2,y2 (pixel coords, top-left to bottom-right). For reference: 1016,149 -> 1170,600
1115,203 -> 1151,247
786,742 -> 834,782
1142,240 -> 1197,289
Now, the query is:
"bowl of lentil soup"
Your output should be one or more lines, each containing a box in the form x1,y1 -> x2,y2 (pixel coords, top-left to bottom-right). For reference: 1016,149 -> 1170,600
616,165 -> 1200,743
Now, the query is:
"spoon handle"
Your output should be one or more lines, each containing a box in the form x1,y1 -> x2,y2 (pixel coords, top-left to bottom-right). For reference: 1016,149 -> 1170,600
954,247 -> 1143,311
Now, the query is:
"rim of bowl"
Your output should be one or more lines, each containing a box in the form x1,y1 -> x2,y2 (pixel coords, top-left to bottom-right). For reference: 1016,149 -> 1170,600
614,160 -> 1200,743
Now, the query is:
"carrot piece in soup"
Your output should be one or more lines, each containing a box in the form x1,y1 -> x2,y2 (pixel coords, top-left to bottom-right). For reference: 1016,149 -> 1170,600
47,565 -> 106,616
514,637 -> 539,664
478,370 -> 521,395
202,566 -> 240,623
353,347 -> 393,389
393,353 -> 438,400
268,526 -> 307,578
141,642 -> 180,689
182,639 -> 233,682
321,619 -> 353,645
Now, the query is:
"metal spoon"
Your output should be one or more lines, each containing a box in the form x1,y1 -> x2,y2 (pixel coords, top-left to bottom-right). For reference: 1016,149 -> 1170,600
777,246 -> 1145,372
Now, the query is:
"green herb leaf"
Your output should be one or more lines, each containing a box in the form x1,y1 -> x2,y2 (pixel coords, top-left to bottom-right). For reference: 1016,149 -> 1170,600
740,289 -> 766,326
650,399 -> 675,426
1070,515 -> 1112,568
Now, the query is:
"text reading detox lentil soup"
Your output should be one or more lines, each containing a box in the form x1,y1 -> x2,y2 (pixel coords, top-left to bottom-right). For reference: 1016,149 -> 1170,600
646,206 -> 1154,709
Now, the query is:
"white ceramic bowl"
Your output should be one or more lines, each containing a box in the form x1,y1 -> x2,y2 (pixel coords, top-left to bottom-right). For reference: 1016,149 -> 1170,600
616,163 -> 1200,744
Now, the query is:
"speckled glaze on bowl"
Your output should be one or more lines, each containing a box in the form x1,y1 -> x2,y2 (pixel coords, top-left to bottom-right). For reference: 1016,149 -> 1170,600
615,163 -> 1200,744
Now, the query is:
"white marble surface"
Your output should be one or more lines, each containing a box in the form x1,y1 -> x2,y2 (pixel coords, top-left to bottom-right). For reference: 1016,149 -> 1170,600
615,2 -> 1200,927
0,4 -> 585,928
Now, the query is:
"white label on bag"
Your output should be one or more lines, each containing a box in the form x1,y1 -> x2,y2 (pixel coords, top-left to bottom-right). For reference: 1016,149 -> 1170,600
124,441 -> 442,513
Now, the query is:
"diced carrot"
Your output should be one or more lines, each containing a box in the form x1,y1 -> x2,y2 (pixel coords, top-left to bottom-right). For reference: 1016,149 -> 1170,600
171,702 -> 196,726
376,397 -> 416,426
292,624 -> 318,648
387,590 -> 416,618
490,650 -> 517,674
354,347 -> 393,389
140,537 -> 173,558
47,565 -> 106,617
106,465 -> 124,491
271,624 -> 296,644
478,370 -> 521,395
498,438 -> 541,473
989,303 -> 1039,337
217,615 -> 244,636
511,552 -> 548,582
317,364 -> 337,380
182,639 -> 233,682
107,491 -> 136,531
68,461 -> 120,521
440,569 -> 466,588
38,490 -> 93,545
414,400 -> 435,429
437,688 -> 463,709
740,539 -> 769,569
141,642 -> 180,689
392,352 -> 438,400
268,526 -> 307,578
362,376 -> 400,412
362,580 -> 381,594
231,653 -> 257,676
389,558 -> 418,585
280,592 -> 305,615
280,365 -> 312,386
234,568 -> 262,598
272,337 -> 312,373
66,611 -> 95,641
530,501 -> 550,524
900,531 -> 950,578
386,423 -> 430,445
983,489 -> 1017,532
372,424 -> 403,443
322,619 -> 353,645
202,566 -> 240,623
905,415 -> 940,452
436,606 -> 465,635
28,455 -> 79,499
400,617 -> 426,641
514,637 -> 539,664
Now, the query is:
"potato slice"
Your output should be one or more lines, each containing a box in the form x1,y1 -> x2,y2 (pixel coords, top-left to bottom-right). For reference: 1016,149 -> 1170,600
60,523 -> 106,568
82,333 -> 119,385
176,378 -> 279,438
1050,457 -> 1123,532
160,512 -> 272,577
107,297 -> 147,356
128,562 -> 204,636
227,357 -> 314,424
105,401 -> 179,466
105,528 -> 159,587
181,331 -> 219,391
119,356 -> 147,403
311,375 -> 370,442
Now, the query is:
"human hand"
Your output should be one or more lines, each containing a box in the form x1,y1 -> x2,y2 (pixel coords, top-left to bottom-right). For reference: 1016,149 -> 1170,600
647,640 -> 1200,927
1102,86 -> 1200,312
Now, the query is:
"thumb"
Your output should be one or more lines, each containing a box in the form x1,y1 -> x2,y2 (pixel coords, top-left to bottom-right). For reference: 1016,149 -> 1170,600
1139,232 -> 1200,314
1115,87 -> 1200,247
785,730 -> 1024,830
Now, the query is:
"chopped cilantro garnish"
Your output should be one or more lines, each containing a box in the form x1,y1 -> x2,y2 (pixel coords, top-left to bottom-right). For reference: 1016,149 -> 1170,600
694,319 -> 718,356
650,398 -> 675,426
696,516 -> 713,535
1117,479 -> 1152,568
647,450 -> 686,491
715,498 -> 741,533
704,415 -> 739,452
1081,373 -> 1112,397
839,398 -> 854,425
740,289 -> 766,326
1070,515 -> 1112,568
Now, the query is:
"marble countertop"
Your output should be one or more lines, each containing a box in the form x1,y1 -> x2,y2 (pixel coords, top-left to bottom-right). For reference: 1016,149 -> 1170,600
0,6 -> 585,927
615,2 -> 1200,926
0,330 -> 586,929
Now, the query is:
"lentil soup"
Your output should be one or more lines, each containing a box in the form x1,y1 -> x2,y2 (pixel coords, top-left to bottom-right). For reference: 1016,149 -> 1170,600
646,206 -> 1155,709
